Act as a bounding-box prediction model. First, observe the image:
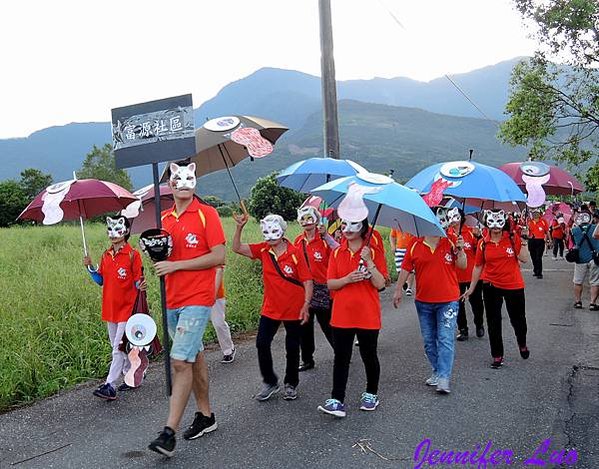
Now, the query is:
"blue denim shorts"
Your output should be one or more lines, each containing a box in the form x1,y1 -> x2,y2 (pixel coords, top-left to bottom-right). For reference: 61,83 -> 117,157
166,305 -> 212,362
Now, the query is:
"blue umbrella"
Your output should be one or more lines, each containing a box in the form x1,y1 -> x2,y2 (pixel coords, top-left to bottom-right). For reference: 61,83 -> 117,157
276,157 -> 366,193
443,197 -> 480,215
406,160 -> 526,208
311,173 -> 446,237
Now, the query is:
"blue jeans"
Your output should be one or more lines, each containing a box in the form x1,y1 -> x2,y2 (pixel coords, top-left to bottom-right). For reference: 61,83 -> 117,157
166,305 -> 212,362
415,300 -> 459,379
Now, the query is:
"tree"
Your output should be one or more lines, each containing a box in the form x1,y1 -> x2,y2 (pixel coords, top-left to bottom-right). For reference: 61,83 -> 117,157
78,144 -> 133,191
0,180 -> 27,227
499,0 -> 598,185
19,168 -> 53,200
247,172 -> 305,221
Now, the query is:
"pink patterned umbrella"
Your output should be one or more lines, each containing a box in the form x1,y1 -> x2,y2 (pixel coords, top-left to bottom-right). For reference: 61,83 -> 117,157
499,162 -> 585,196
120,183 -> 174,234
543,202 -> 573,224
18,178 -> 137,254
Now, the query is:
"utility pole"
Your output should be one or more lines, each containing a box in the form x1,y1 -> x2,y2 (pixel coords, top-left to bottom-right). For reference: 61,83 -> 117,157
318,0 -> 340,159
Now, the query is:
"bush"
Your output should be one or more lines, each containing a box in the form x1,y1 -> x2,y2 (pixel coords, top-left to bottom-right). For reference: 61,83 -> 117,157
247,172 -> 305,221
217,205 -> 233,217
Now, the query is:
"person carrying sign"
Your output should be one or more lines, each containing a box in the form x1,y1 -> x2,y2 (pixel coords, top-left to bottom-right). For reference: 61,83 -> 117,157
148,161 -> 226,458
232,212 -> 313,401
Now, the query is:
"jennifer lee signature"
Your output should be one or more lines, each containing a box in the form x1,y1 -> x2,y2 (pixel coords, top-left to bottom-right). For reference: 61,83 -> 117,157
414,438 -> 578,468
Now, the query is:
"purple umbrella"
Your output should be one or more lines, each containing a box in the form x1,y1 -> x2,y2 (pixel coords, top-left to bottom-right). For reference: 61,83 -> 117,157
499,162 -> 585,196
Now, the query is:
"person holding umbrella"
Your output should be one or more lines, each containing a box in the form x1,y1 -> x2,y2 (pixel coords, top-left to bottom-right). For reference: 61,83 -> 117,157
232,212 -> 312,401
550,214 -> 567,260
393,208 -> 467,394
148,161 -> 226,457
294,206 -> 337,372
83,216 -> 146,400
463,209 -> 530,369
318,218 -> 387,417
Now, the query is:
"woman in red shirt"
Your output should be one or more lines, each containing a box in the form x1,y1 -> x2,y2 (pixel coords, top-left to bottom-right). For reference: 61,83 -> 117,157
448,208 -> 485,341
526,209 -> 550,278
550,215 -> 566,260
464,209 -> 530,369
83,216 -> 145,400
317,219 -> 386,418
232,213 -> 313,402
393,207 -> 467,394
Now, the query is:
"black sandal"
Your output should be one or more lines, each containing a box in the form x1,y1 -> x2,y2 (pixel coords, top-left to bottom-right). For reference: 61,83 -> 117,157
574,301 -> 583,309
590,304 -> 599,311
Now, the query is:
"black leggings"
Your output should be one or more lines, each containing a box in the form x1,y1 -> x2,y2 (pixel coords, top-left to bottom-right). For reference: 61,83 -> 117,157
300,306 -> 334,363
256,316 -> 301,387
331,327 -> 379,403
528,238 -> 545,276
457,281 -> 484,333
482,284 -> 527,358
552,238 -> 564,258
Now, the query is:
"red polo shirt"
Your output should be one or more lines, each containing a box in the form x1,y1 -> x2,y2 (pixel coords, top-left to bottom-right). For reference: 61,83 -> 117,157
402,237 -> 460,303
528,219 -> 549,239
249,241 -> 312,321
293,232 -> 332,284
98,243 -> 143,323
448,225 -> 477,283
161,198 -> 226,309
340,228 -> 389,279
550,220 -> 565,240
327,243 -> 386,329
475,232 -> 524,290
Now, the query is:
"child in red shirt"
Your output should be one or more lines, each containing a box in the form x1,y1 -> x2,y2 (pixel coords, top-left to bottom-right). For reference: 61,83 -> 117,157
84,216 -> 144,400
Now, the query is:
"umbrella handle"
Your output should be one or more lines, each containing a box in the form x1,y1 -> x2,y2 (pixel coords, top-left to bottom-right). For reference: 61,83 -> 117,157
79,215 -> 88,257
239,199 -> 249,216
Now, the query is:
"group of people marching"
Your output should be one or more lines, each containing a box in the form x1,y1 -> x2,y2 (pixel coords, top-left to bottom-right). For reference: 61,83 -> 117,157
83,160 -> 596,458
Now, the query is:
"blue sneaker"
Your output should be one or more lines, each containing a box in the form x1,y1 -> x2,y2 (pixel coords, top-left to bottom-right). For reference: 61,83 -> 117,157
93,383 -> 116,400
318,399 -> 346,417
359,392 -> 379,411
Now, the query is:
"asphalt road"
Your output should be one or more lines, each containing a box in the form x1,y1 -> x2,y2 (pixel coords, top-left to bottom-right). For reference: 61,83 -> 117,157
1,260 -> 598,469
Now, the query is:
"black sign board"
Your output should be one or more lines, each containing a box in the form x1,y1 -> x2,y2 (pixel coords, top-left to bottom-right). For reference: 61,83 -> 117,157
112,94 -> 195,169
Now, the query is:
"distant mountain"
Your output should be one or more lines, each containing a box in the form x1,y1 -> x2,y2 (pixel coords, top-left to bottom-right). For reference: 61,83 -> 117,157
0,57 -> 527,197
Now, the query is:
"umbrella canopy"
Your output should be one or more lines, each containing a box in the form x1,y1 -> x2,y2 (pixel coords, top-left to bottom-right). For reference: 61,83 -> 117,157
121,184 -> 174,234
311,173 -> 445,237
18,179 -> 137,224
276,157 -> 366,193
406,160 -> 527,208
543,202 -> 573,224
499,161 -> 585,196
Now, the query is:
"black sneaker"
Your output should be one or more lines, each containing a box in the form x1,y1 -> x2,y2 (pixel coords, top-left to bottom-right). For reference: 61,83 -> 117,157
537,274 -> 543,279
519,346 -> 530,359
149,427 -> 176,457
221,348 -> 236,364
456,330 -> 469,341
298,361 -> 315,372
93,383 -> 116,400
490,357 -> 504,369
476,327 -> 485,338
183,412 -> 218,440
118,382 -> 135,392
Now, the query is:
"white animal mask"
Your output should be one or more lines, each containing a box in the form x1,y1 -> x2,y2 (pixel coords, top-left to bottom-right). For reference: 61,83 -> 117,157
260,214 -> 287,241
484,210 -> 506,230
107,216 -> 129,240
448,207 -> 461,225
169,163 -> 197,190
435,207 -> 451,229
574,212 -> 591,226
297,206 -> 320,227
341,219 -> 363,234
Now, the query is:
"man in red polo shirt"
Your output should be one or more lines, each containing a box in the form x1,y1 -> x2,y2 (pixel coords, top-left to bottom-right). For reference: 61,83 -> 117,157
294,206 -> 337,371
526,209 -> 550,279
149,161 -> 226,458
233,212 -> 313,402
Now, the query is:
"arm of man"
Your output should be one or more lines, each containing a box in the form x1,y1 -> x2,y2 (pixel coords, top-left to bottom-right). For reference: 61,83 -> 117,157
232,213 -> 253,258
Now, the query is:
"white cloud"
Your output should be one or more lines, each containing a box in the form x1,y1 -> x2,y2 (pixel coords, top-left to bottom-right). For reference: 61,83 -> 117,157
0,0 -> 535,138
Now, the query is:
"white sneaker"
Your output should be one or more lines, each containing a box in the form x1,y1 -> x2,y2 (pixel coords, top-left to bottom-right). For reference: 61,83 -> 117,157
425,373 -> 439,386
436,378 -> 451,394
552,257 -> 558,261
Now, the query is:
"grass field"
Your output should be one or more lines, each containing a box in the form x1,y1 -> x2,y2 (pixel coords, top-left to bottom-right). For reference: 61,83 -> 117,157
0,219 -> 394,411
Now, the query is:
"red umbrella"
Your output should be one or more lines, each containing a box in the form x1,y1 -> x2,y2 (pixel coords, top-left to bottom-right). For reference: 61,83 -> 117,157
18,178 -> 137,254
120,183 -> 174,234
543,202 -> 573,224
499,162 -> 585,196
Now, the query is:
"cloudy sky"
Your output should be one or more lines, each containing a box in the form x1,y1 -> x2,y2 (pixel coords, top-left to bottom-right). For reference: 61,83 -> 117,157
0,0 -> 536,138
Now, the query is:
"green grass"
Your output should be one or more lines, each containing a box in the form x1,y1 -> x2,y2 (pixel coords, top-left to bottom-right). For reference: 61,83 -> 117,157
0,220 -> 394,411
